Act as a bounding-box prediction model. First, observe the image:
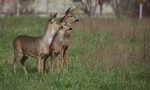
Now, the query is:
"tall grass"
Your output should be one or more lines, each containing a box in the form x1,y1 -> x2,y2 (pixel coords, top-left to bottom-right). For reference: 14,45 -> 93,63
0,17 -> 149,90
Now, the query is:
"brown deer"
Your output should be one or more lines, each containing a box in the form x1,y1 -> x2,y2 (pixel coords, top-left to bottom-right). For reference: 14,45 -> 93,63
49,8 -> 79,72
12,13 -> 59,75
62,8 -> 79,71
49,23 -> 72,72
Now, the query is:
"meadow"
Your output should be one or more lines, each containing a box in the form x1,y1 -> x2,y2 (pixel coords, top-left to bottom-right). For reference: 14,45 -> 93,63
0,16 -> 150,90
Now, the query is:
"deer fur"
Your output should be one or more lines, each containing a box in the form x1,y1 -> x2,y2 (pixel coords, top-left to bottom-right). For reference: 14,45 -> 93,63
49,23 -> 72,72
62,8 -> 79,71
12,13 -> 59,75
49,8 -> 79,71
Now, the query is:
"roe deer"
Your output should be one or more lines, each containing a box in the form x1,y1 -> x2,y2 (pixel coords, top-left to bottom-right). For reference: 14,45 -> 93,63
49,23 -> 72,72
50,8 -> 79,70
12,13 -> 59,75
62,8 -> 79,71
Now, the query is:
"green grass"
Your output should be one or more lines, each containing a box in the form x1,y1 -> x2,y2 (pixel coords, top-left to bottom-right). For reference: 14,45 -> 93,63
0,17 -> 150,90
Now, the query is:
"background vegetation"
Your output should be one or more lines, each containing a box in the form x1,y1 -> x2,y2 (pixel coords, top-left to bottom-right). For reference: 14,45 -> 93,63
0,17 -> 150,90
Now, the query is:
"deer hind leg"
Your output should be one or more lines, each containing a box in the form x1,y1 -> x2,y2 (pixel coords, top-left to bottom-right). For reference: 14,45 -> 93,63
63,46 -> 69,72
13,55 -> 17,73
20,55 -> 28,75
12,52 -> 23,73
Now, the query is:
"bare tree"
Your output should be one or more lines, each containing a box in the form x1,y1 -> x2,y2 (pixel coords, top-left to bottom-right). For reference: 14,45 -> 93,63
73,0 -> 102,16
99,0 -> 105,16
111,0 -> 135,17
16,0 -> 20,16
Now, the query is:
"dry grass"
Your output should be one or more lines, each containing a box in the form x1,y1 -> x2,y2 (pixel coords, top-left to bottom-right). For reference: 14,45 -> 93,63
0,20 -> 6,38
77,18 -> 150,69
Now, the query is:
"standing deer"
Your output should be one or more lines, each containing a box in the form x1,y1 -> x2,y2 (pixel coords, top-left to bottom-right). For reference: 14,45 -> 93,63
62,8 -> 79,71
12,13 -> 59,75
49,23 -> 73,72
49,8 -> 79,71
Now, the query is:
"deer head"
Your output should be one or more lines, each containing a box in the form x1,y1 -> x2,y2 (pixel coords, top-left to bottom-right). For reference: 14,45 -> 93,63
60,23 -> 72,32
60,8 -> 79,26
48,13 -> 59,29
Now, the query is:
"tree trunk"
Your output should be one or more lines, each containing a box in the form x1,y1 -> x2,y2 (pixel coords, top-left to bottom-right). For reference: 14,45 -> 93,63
16,0 -> 20,17
139,3 -> 143,19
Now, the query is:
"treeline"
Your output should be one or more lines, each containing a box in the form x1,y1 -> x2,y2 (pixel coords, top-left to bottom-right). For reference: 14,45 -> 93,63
74,0 -> 150,17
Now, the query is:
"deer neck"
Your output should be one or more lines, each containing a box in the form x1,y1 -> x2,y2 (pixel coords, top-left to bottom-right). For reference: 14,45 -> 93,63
42,28 -> 57,45
55,29 -> 66,43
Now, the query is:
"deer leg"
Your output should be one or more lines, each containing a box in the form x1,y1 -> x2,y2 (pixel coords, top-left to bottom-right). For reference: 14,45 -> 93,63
12,52 -> 23,73
39,54 -> 49,74
51,53 -> 55,73
60,50 -> 64,69
56,54 -> 60,72
40,58 -> 44,74
20,55 -> 28,75
43,55 -> 49,73
63,49 -> 69,72
37,56 -> 42,73
39,54 -> 50,73
54,56 -> 58,72
43,59 -> 47,73
13,55 -> 17,73
51,52 -> 60,72
48,56 -> 51,70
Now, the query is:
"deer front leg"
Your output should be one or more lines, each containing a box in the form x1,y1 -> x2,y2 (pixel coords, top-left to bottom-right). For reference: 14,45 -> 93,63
12,52 -> 23,73
43,55 -> 49,73
51,52 -> 60,73
40,58 -> 45,74
41,55 -> 49,73
55,54 -> 60,72
60,50 -> 64,69
51,53 -> 55,73
37,56 -> 42,73
63,50 -> 69,72
13,55 -> 17,73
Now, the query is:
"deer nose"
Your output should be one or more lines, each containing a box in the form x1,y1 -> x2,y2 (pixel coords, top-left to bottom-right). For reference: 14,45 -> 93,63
68,28 -> 72,30
76,19 -> 79,22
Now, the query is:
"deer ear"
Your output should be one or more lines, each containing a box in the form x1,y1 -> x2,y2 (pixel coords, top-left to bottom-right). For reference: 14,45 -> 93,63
65,8 -> 71,15
50,18 -> 55,22
71,7 -> 77,14
72,7 -> 77,11
48,17 -> 54,23
49,12 -> 57,18
48,12 -> 57,22
53,12 -> 57,18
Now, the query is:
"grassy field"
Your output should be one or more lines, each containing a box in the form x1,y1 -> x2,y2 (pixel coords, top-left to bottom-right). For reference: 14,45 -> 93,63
0,17 -> 150,90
